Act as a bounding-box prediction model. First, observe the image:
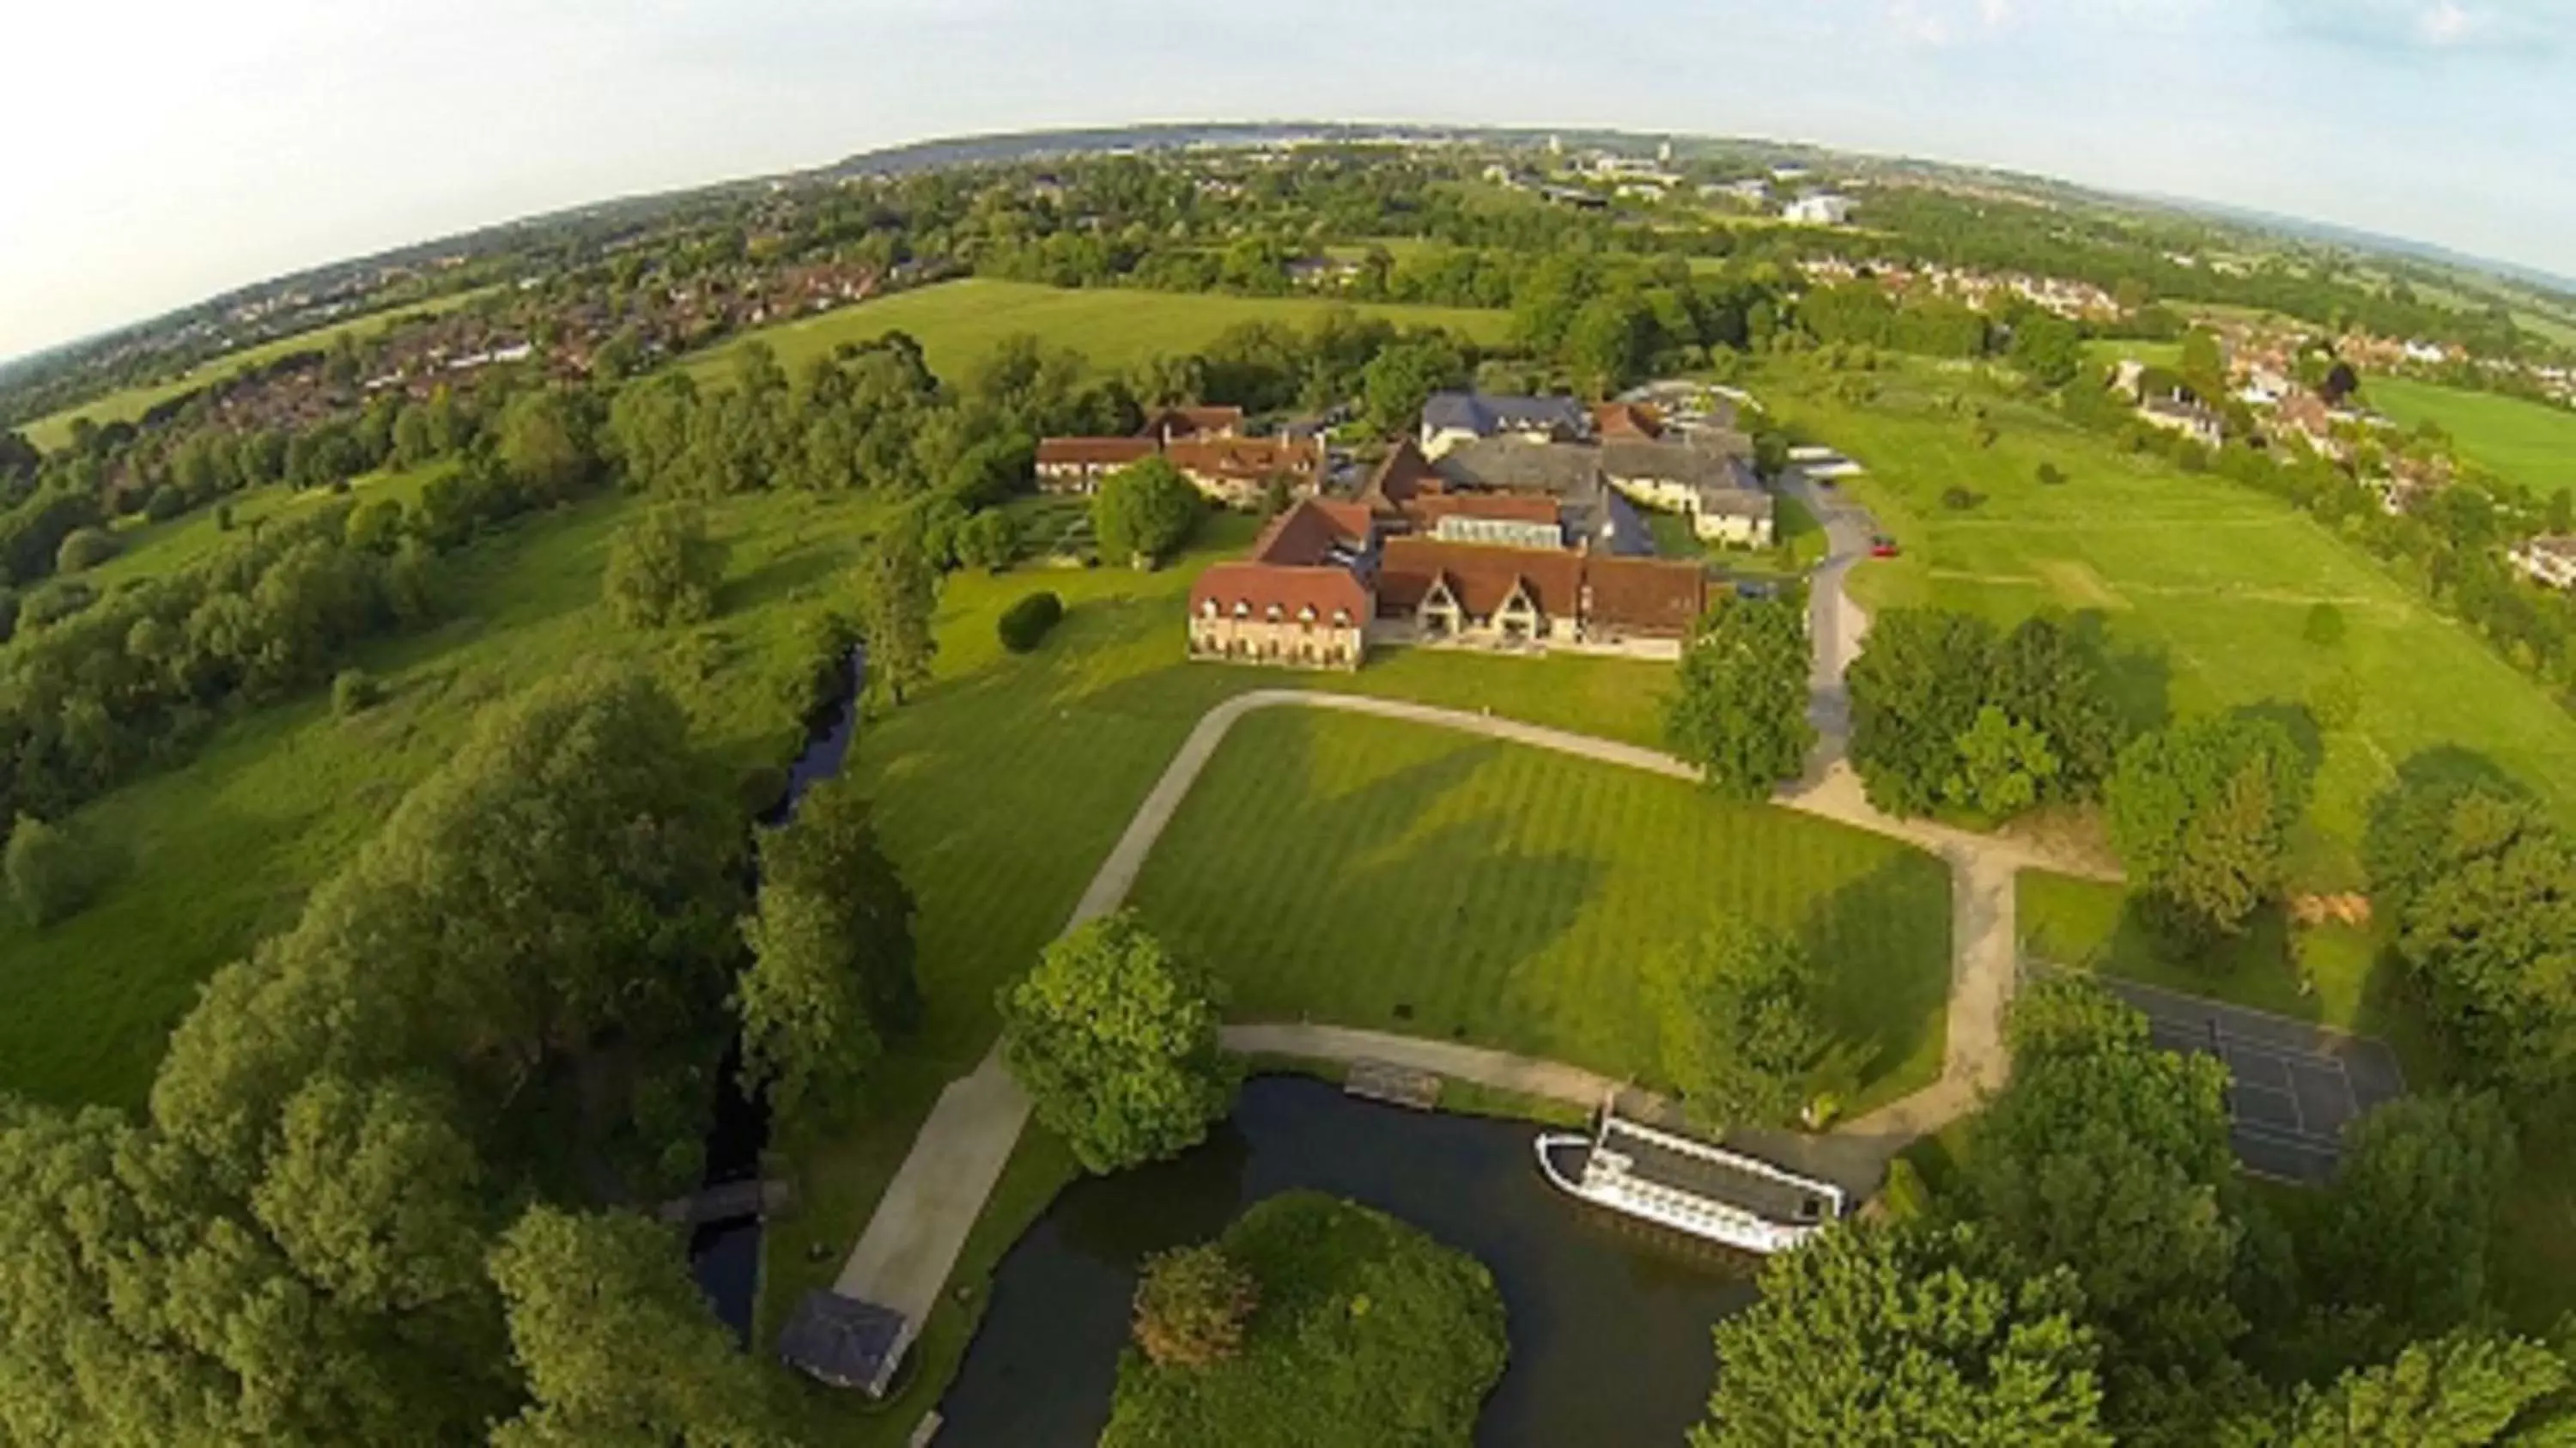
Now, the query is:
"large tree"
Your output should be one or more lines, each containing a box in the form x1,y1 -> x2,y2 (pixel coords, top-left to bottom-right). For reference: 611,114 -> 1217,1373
1967,977 -> 2251,1438
2106,714 -> 2311,948
2372,786 -> 2576,1094
850,515 -> 938,708
2254,1330 -> 2575,1447
604,502 -> 726,629
1091,455 -> 1203,570
2307,1092 -> 2518,1359
1847,607 -> 1999,816
486,1207 -> 787,1448
1646,918 -> 1825,1132
998,910 -> 1236,1173
738,776 -> 918,1119
1695,1219 -> 2110,1448
1663,591 -> 1815,800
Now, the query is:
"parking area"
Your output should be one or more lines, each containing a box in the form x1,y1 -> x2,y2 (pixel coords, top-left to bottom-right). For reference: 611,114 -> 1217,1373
2093,976 -> 2408,1183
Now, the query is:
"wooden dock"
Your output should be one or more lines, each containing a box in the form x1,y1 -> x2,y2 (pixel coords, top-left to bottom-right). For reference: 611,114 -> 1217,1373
1344,1059 -> 1442,1110
659,1178 -> 793,1226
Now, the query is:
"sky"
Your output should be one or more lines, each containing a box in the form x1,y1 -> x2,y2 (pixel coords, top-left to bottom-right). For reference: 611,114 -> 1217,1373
3,0 -> 2573,362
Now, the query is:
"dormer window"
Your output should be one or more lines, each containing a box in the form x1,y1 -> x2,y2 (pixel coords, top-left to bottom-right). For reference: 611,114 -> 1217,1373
1233,600 -> 1251,618
1297,605 -> 1317,623
1201,599 -> 1218,618
1265,604 -> 1284,622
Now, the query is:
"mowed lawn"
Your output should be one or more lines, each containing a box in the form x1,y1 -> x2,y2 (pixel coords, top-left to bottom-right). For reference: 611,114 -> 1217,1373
683,277 -> 1512,381
21,287 -> 500,452
1767,359 -> 2576,883
1128,710 -> 1953,1111
2366,375 -> 2576,498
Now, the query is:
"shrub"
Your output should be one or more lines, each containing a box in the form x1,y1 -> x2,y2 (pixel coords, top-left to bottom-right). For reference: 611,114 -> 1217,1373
21,578 -> 96,628
998,591 -> 1065,654
331,668 -> 383,717
2035,461 -> 2068,486
0,588 -> 17,644
954,509 -> 1020,573
55,526 -> 118,574
216,502 -> 236,532
1940,485 -> 1984,511
144,484 -> 189,522
2304,601 -> 2347,648
7,814 -> 99,927
1133,1243 -> 1260,1368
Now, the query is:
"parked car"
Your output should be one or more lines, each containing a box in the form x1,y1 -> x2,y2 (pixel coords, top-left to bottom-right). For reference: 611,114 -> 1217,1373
1733,579 -> 1780,600
1870,535 -> 1900,558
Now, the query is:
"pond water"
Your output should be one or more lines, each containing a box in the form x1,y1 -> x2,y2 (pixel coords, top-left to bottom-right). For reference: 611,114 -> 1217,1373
935,1074 -> 1759,1447
690,648 -> 866,1344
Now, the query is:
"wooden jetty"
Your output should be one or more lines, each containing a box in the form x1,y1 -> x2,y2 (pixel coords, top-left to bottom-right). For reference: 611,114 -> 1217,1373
659,1178 -> 793,1226
1344,1059 -> 1442,1110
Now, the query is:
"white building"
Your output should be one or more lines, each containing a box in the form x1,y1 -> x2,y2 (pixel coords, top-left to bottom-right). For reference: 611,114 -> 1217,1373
1783,193 -> 1858,227
2512,535 -> 2576,590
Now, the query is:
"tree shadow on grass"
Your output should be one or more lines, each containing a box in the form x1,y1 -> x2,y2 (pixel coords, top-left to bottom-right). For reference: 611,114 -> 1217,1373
1797,853 -> 1954,1110
2067,607 -> 2173,733
720,543 -> 850,618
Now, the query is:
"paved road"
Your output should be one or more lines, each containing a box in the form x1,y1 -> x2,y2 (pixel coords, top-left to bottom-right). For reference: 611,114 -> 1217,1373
834,465 -> 2121,1354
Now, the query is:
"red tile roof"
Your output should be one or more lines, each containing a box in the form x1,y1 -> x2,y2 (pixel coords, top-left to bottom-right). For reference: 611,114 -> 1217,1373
1358,439 -> 1441,514
1249,497 -> 1373,565
1036,436 -> 1157,467
1189,561 -> 1371,624
1377,538 -> 1704,636
1139,405 -> 1245,440
1592,402 -> 1665,439
1165,435 -> 1322,484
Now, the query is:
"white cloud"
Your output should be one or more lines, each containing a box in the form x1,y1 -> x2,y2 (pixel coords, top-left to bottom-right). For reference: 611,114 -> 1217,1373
2418,0 -> 2481,44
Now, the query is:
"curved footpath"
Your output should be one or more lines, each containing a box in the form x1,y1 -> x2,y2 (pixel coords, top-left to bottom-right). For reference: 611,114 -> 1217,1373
832,466 -> 2118,1354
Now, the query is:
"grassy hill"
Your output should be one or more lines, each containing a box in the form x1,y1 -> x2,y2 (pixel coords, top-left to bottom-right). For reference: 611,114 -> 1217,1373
2364,375 -> 2576,497
683,277 -> 1513,381
1768,356 -> 2576,885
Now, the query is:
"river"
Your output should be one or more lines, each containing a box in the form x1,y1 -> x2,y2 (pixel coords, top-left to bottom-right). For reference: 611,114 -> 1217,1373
689,647 -> 866,1344
933,1074 -> 1758,1446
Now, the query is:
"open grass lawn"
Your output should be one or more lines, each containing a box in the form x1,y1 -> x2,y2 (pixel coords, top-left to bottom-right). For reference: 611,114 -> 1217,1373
2365,376 -> 2576,498
1763,356 -> 2576,885
84,462 -> 459,591
22,287 -> 500,452
1129,710 -> 1953,1111
685,277 -> 1513,384
0,484 -> 902,1108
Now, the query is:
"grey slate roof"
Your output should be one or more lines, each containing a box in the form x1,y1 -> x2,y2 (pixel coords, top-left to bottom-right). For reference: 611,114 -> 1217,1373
1421,392 -> 1589,439
1430,437 -> 1602,496
778,1290 -> 908,1394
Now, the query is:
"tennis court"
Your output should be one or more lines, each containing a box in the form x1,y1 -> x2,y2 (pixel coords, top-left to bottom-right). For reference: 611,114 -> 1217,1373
2093,976 -> 2408,1183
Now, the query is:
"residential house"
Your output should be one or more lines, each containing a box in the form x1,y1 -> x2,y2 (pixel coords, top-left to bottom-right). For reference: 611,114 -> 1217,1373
2137,392 -> 2223,449
1408,493 -> 1565,551
1419,392 -> 1592,458
1034,436 -> 1157,493
1783,193 -> 1858,226
1035,423 -> 1322,508
1591,402 -> 1665,440
1163,435 -> 1327,509
1426,437 -> 1643,552
1187,498 -> 1378,669
2275,391 -> 2347,461
1376,537 -> 1704,657
1138,404 -> 1244,441
2512,535 -> 2576,590
1598,440 -> 1776,546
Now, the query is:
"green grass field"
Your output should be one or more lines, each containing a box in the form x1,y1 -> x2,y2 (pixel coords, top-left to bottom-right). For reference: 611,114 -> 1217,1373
1765,356 -> 2576,885
1132,709 -> 1952,1110
686,277 -> 1513,383
21,288 -> 499,452
2365,375 -> 2576,498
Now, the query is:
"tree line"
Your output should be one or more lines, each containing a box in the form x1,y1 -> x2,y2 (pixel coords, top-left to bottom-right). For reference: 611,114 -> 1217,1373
1698,976 -> 2561,1445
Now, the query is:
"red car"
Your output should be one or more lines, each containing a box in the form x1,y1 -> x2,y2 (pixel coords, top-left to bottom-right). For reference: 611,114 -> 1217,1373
1869,535 -> 1901,558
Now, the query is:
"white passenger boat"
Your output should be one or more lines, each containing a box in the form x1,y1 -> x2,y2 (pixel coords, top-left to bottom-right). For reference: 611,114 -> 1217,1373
1534,1108 -> 1845,1256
